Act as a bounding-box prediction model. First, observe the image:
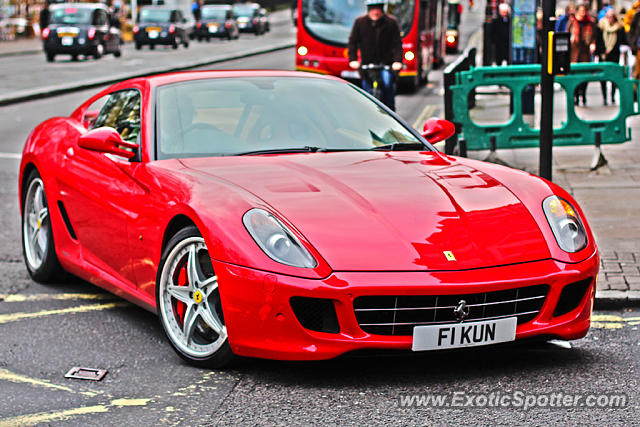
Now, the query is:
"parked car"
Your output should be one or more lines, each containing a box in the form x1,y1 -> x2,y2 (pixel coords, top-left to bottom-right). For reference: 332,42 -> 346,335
20,70 -> 599,368
42,3 -> 122,62
133,6 -> 190,50
232,2 -> 265,35
194,5 -> 239,41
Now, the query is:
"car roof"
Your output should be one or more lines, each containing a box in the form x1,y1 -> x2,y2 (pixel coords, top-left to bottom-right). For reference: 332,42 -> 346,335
203,4 -> 232,9
50,3 -> 108,11
140,6 -> 179,11
233,3 -> 259,8
116,70 -> 341,90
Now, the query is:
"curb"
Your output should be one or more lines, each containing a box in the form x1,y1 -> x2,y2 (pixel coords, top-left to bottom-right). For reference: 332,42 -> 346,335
594,290 -> 640,309
0,41 -> 295,106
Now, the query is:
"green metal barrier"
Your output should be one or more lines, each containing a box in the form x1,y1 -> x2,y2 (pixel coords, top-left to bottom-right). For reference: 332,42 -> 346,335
450,62 -> 639,151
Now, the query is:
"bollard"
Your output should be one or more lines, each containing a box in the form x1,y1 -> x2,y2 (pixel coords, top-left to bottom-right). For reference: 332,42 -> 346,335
590,131 -> 608,170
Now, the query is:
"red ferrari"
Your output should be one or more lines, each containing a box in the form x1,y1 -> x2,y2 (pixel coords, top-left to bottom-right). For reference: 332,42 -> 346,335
20,71 -> 599,367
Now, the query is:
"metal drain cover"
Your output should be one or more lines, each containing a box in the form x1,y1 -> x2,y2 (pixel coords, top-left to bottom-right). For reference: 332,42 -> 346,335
64,367 -> 108,381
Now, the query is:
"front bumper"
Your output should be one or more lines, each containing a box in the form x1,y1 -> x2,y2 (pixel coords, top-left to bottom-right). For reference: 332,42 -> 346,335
216,251 -> 599,360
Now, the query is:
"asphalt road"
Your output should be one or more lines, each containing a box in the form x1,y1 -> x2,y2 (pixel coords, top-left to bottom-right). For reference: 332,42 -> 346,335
1,9 -> 638,427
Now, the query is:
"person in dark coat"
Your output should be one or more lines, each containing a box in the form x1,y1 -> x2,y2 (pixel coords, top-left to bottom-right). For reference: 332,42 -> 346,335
347,0 -> 403,111
39,1 -> 50,36
567,4 -> 597,105
490,3 -> 511,65
597,9 -> 627,104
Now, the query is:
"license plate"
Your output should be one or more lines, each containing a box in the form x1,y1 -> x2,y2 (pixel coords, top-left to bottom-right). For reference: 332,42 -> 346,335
340,70 -> 360,79
148,30 -> 158,39
412,317 -> 517,351
238,23 -> 246,28
208,23 -> 219,32
61,36 -> 74,46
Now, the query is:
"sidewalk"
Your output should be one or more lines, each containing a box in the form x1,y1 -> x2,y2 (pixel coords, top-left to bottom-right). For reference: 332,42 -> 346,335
0,37 -> 41,57
465,82 -> 640,306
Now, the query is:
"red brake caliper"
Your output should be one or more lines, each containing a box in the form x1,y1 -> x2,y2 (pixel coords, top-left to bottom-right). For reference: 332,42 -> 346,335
175,263 -> 188,323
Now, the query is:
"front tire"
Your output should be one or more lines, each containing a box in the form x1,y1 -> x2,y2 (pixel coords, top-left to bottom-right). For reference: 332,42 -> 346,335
156,226 -> 236,368
93,43 -> 103,59
21,170 -> 65,283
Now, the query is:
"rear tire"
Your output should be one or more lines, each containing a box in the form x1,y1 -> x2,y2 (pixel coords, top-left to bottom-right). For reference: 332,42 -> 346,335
135,42 -> 142,50
46,51 -> 55,62
156,226 -> 237,368
150,44 -> 155,50
21,170 -> 65,283
93,43 -> 103,59
114,46 -> 122,57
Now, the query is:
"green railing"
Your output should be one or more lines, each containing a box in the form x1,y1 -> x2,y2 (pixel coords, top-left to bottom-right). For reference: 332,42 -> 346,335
449,62 -> 639,151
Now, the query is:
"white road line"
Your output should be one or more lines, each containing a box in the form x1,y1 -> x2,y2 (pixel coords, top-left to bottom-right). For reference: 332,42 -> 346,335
0,153 -> 21,160
412,104 -> 437,129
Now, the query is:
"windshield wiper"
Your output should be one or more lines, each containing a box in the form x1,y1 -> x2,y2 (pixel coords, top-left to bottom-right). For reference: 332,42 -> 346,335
371,142 -> 427,151
236,146 -> 323,156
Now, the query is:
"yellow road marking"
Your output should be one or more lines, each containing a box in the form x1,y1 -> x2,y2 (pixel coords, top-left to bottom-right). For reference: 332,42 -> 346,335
590,315 -> 640,329
0,293 -> 115,303
412,104 -> 437,129
0,398 -> 153,426
0,405 -> 110,427
0,368 -> 98,397
0,302 -> 129,325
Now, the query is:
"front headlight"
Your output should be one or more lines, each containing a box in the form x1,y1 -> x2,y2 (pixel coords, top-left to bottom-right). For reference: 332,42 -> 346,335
243,208 -> 317,268
542,196 -> 587,253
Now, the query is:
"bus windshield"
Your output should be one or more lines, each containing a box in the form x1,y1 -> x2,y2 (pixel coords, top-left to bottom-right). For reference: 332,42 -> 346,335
302,0 -> 415,46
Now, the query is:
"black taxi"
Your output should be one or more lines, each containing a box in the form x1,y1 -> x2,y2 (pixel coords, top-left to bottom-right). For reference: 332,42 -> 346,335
133,6 -> 190,50
42,3 -> 122,62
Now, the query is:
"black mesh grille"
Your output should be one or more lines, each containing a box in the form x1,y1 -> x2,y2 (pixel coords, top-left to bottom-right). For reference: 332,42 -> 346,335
290,297 -> 340,334
354,284 -> 549,336
553,278 -> 592,317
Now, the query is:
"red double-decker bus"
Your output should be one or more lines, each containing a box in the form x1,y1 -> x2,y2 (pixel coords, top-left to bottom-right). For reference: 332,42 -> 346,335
295,0 -> 448,91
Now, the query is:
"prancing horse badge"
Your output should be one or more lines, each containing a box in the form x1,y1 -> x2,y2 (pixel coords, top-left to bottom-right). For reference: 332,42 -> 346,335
443,251 -> 456,261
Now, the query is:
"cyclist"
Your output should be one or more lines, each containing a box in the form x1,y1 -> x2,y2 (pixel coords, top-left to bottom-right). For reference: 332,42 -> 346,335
347,0 -> 403,111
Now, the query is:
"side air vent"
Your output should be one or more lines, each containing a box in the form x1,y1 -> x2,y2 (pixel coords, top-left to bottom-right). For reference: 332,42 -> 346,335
57,201 -> 77,240
553,278 -> 592,317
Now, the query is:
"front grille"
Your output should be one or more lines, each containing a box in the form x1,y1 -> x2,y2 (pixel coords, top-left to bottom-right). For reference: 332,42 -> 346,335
354,284 -> 549,336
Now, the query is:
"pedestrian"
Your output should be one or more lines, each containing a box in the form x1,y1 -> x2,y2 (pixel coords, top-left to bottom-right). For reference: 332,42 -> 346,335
191,0 -> 201,22
597,9 -> 626,104
39,0 -> 50,36
567,4 -> 596,105
490,3 -> 510,65
556,2 -> 575,32
347,0 -> 403,111
623,0 -> 640,32
628,5 -> 640,80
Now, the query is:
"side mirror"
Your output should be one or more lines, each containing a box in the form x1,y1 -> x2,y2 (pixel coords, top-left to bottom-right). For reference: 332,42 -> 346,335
78,127 -> 138,160
421,118 -> 455,144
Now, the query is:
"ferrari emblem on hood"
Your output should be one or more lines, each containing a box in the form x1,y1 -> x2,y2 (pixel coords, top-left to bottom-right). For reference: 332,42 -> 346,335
443,251 -> 456,261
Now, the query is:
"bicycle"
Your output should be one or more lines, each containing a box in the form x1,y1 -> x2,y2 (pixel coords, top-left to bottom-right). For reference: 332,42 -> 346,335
360,63 -> 393,101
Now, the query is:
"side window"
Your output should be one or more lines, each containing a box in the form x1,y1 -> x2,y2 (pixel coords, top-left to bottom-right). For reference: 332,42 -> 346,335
170,10 -> 178,22
93,9 -> 107,26
83,95 -> 110,129
93,89 -> 141,143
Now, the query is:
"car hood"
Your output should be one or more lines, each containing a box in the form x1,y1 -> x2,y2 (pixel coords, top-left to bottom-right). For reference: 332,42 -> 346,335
181,151 -> 551,271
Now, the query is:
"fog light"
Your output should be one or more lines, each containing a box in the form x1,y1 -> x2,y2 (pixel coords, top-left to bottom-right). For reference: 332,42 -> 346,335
303,59 -> 310,66
297,45 -> 308,56
404,51 -> 415,61
312,60 -> 319,67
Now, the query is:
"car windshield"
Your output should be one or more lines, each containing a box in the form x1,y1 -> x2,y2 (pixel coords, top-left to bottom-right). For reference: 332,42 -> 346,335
155,77 -> 428,159
233,5 -> 256,16
202,7 -> 227,19
50,7 -> 93,25
302,0 -> 414,46
140,9 -> 171,23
